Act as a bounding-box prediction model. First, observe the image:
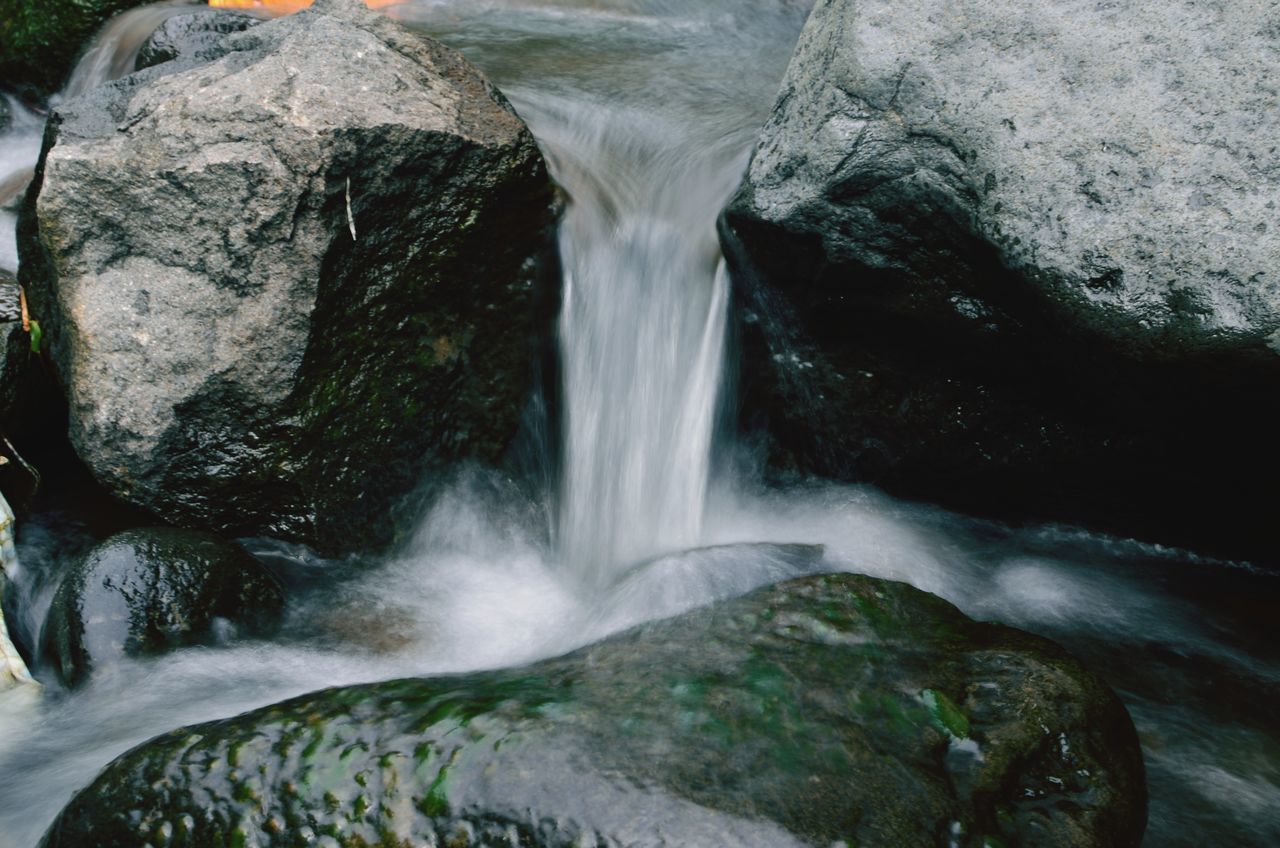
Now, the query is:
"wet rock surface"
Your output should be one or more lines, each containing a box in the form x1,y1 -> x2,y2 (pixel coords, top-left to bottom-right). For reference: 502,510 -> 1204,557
42,572 -> 1145,847
39,527 -> 284,687
0,269 -> 42,442
134,9 -> 262,73
20,0 -> 560,554
722,0 -> 1280,564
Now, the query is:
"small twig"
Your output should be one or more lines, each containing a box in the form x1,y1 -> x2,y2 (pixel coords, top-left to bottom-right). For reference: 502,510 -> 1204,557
18,285 -> 29,333
2,437 -> 40,498
345,177 -> 357,241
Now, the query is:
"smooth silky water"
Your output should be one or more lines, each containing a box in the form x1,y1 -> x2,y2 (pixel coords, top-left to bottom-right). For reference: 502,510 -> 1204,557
0,2 -> 1277,845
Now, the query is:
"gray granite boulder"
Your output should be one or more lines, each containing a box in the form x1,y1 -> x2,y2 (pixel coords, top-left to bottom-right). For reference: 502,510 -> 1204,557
19,0 -> 560,554
39,573 -> 1146,847
723,0 -> 1280,563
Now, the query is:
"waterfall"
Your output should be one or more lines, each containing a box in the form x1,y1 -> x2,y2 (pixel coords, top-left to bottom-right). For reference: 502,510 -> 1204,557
527,99 -> 744,581
386,0 -> 814,583
62,2 -> 214,99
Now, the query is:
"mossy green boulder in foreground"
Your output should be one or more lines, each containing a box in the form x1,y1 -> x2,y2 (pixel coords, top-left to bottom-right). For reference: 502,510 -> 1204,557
41,573 -> 1146,847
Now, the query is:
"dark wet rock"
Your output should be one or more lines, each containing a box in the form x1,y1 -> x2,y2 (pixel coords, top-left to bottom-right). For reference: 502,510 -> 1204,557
722,0 -> 1280,565
0,321 -> 29,432
134,9 -> 261,72
0,270 -> 37,438
41,573 -> 1146,847
20,0 -> 560,554
39,527 -> 284,687
0,0 -> 150,95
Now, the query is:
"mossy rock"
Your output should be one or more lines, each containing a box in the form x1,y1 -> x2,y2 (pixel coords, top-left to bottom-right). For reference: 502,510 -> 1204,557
40,573 -> 1145,847
39,527 -> 284,687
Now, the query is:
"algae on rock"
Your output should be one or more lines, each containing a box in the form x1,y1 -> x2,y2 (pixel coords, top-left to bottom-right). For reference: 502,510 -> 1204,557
40,573 -> 1146,848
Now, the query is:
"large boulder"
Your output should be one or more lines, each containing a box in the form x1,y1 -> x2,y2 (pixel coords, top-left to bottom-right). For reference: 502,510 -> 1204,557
39,527 -> 285,687
721,0 -> 1280,564
41,573 -> 1146,847
19,0 -> 560,554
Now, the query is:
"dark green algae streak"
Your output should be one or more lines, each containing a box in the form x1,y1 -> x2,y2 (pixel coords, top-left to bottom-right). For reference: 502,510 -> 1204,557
40,573 -> 1146,848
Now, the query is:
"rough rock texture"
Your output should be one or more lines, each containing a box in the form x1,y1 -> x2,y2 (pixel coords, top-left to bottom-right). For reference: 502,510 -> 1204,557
722,0 -> 1280,564
41,573 -> 1146,847
19,0 -> 560,554
0,0 -> 151,96
134,9 -> 262,73
39,527 -> 284,687
0,321 -> 29,433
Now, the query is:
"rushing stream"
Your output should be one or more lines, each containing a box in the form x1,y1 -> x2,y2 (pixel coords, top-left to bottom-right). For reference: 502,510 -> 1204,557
1,2 -> 1278,846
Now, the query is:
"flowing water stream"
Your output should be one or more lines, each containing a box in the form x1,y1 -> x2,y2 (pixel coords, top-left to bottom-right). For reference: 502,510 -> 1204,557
0,2 -> 1277,846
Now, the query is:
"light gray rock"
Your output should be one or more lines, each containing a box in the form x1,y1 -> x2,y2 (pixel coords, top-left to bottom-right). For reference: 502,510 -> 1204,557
723,0 -> 1280,563
740,0 -> 1280,340
20,0 -> 559,555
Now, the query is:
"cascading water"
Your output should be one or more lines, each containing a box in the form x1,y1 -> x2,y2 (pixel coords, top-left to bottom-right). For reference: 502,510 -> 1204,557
543,101 -> 734,579
62,1 -> 224,99
0,95 -> 45,273
392,0 -> 814,582
0,3 -> 1277,847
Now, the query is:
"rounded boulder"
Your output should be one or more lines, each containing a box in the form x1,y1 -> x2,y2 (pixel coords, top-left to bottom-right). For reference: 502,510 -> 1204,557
40,527 -> 284,686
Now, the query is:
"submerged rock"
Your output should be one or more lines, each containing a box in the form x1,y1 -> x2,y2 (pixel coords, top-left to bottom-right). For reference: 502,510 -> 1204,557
39,527 -> 284,687
20,0 -> 560,554
41,573 -> 1146,847
722,0 -> 1280,564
